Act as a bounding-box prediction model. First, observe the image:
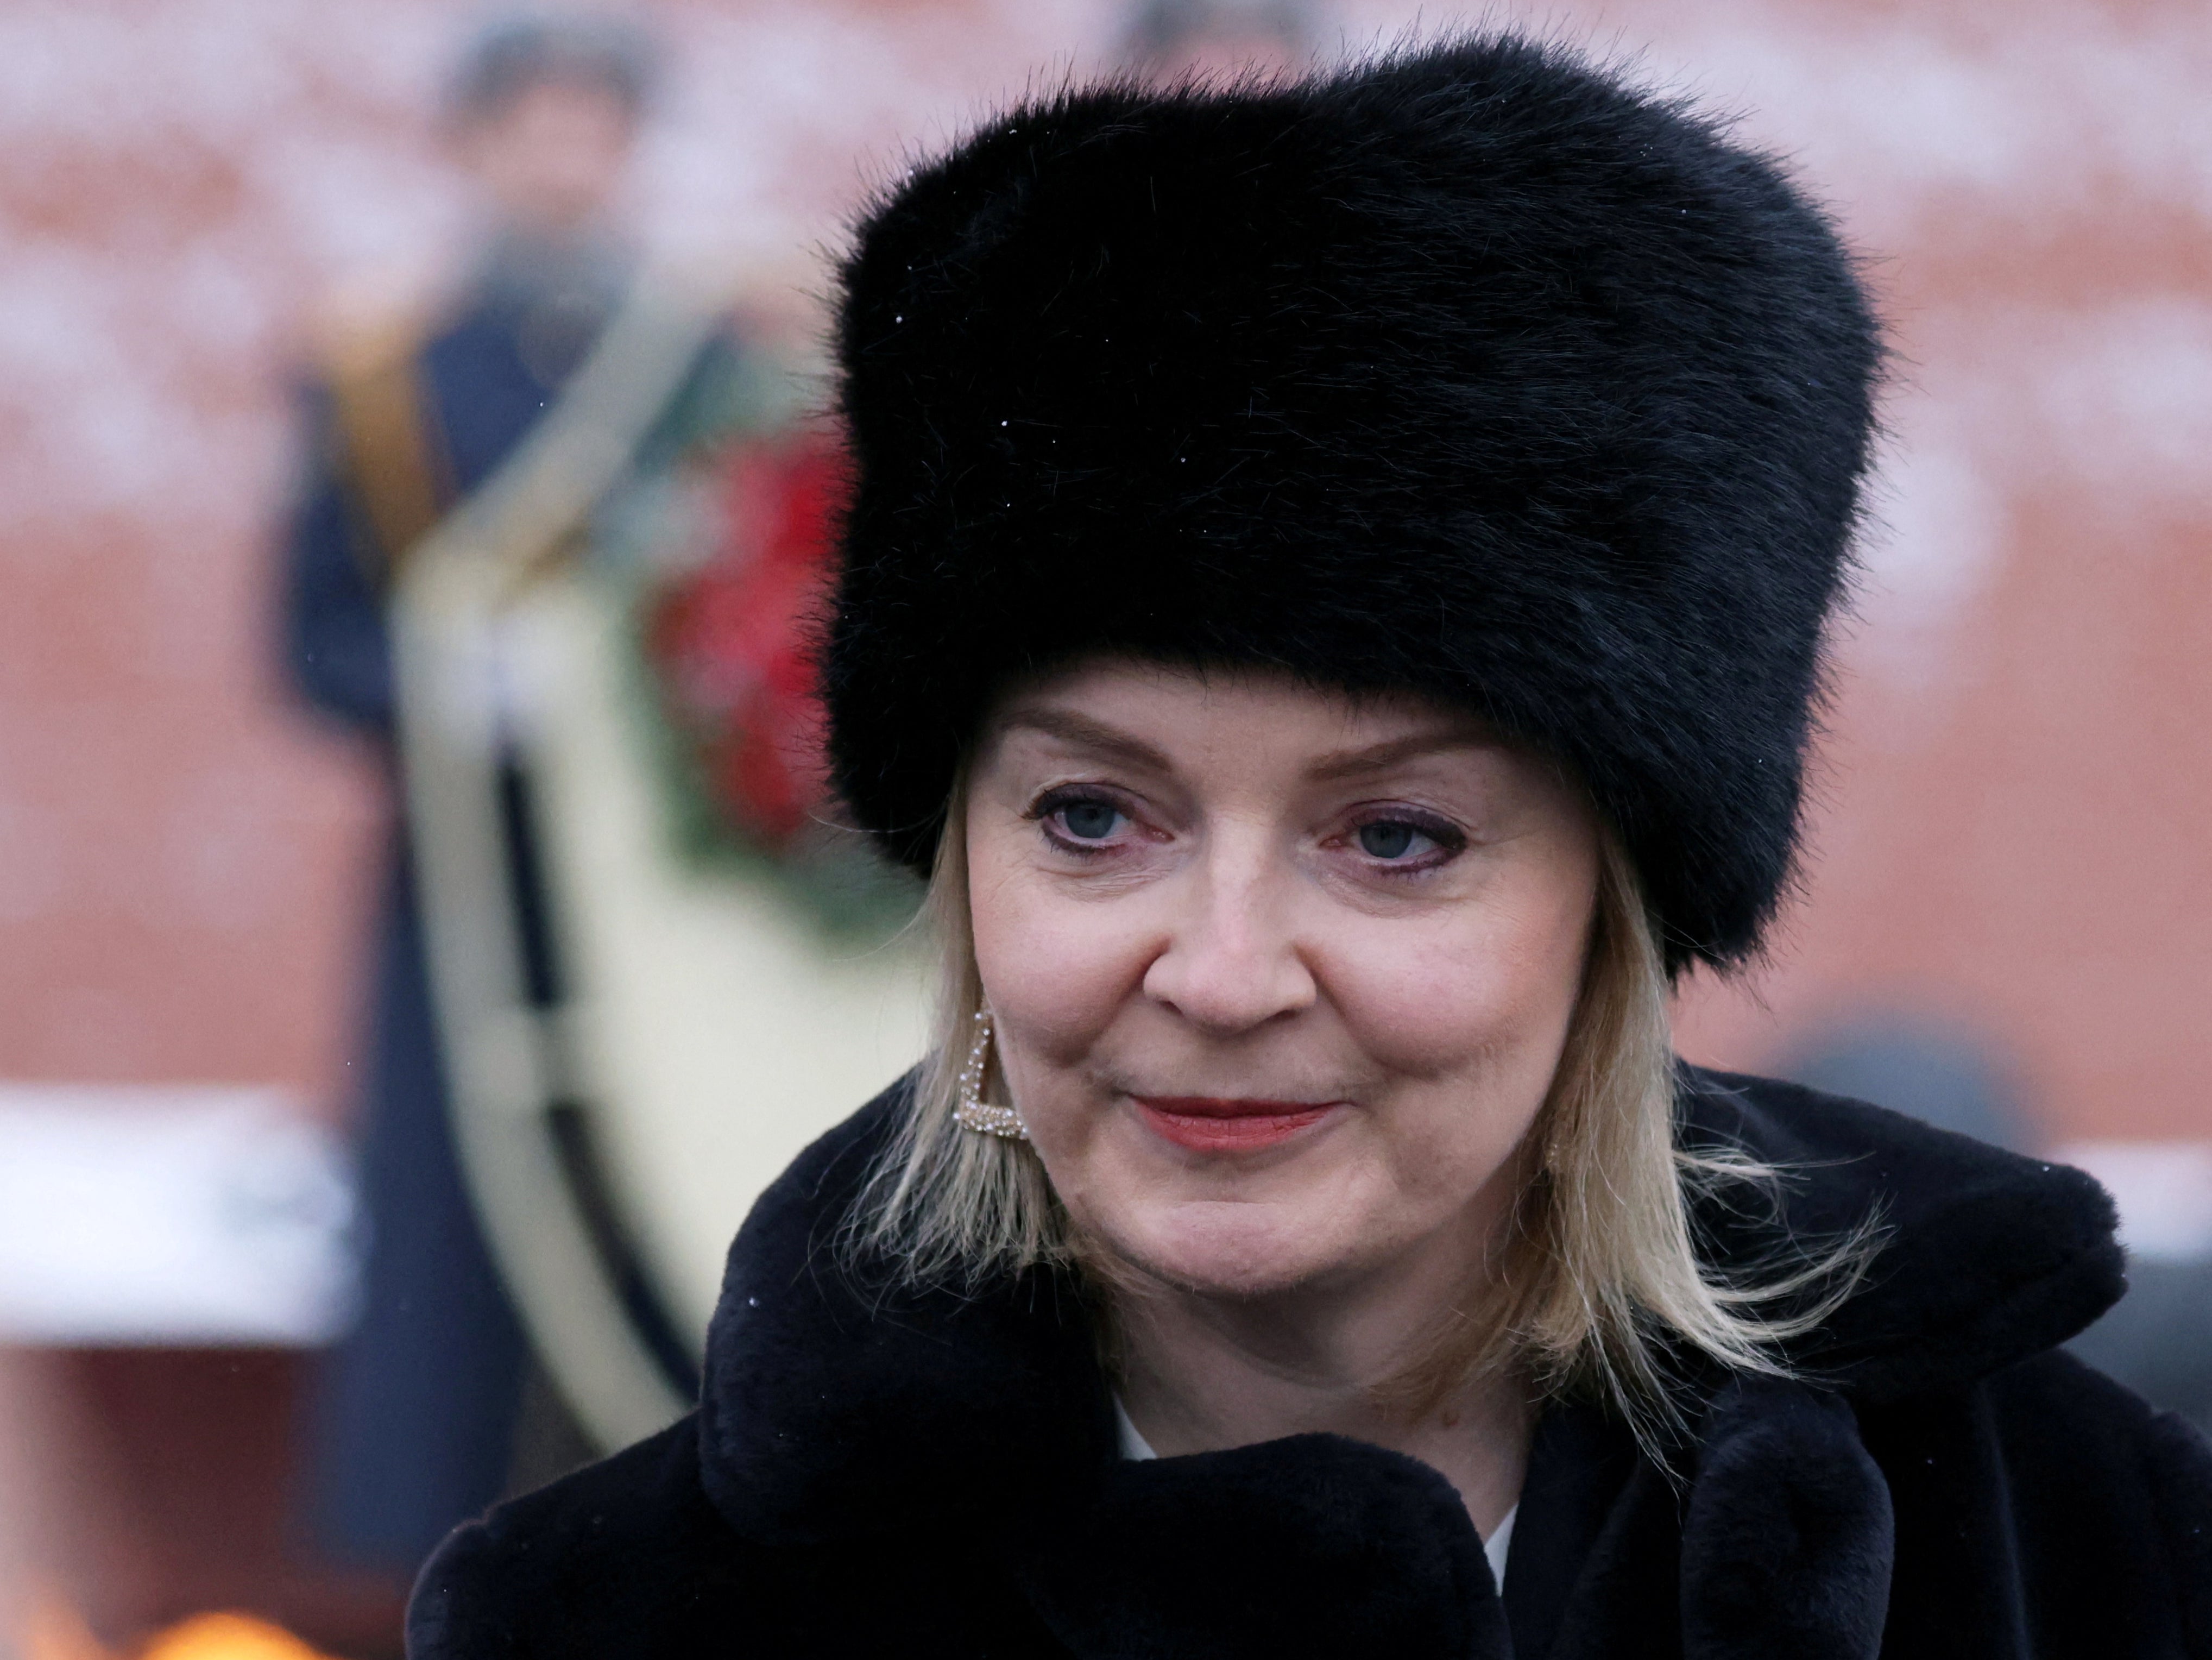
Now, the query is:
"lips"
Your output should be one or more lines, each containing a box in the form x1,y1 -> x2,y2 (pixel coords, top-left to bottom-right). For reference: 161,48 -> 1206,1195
1132,1096 -> 1341,1153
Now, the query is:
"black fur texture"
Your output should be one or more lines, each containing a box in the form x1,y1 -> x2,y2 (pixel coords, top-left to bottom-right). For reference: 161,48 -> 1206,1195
822,35 -> 1882,968
408,1069 -> 2212,1658
1020,1434 -> 1508,1659
1681,1376 -> 1893,1660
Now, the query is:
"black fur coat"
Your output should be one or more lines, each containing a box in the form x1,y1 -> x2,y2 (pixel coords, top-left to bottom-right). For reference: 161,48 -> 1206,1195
408,1069 -> 2212,1657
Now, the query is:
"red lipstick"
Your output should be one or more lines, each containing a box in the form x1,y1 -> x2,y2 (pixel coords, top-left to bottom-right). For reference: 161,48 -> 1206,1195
1133,1096 -> 1340,1153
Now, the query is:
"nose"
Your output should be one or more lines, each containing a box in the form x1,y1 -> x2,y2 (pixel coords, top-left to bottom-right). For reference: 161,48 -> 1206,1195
1140,829 -> 1318,1035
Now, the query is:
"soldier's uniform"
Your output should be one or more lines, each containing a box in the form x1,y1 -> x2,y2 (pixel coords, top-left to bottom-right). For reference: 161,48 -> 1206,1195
282,234 -> 750,1566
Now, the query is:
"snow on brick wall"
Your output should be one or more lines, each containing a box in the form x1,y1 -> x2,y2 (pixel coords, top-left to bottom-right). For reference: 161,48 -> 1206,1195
0,0 -> 2205,1143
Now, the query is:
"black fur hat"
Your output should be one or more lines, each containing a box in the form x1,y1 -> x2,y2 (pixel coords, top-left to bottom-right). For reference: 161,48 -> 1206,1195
822,35 -> 1881,970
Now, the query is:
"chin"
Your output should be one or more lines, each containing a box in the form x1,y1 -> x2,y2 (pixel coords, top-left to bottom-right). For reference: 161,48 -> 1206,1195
1109,1200 -> 1345,1299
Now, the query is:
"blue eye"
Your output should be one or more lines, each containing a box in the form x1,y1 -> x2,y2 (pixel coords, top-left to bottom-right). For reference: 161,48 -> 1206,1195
1357,821 -> 1423,859
1057,800 -> 1124,841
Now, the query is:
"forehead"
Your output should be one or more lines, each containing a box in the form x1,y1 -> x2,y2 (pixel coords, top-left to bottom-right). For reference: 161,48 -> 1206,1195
980,656 -> 1503,772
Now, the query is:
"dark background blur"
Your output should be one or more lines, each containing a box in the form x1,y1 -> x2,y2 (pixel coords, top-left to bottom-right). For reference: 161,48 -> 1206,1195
1,1 -> 2207,1653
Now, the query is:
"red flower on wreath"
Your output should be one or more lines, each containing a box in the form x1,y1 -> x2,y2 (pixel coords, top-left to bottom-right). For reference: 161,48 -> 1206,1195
647,435 -> 845,851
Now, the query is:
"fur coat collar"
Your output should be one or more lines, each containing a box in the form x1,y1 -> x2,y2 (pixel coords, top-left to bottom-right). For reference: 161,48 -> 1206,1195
694,1065 -> 2123,1658
411,1067 -> 2212,1659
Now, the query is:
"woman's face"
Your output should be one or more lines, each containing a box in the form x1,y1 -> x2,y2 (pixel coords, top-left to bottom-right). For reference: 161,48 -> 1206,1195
966,658 -> 1600,1301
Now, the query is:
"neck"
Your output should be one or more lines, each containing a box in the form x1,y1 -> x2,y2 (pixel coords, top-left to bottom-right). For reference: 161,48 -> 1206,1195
1108,1230 -> 1531,1535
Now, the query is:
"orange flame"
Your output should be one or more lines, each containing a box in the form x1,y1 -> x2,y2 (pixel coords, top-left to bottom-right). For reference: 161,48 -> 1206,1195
137,1613 -> 339,1660
17,1588 -> 342,1660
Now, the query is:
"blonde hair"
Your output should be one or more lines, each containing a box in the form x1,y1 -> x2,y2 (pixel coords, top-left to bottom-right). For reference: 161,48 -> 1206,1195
847,770 -> 1874,1435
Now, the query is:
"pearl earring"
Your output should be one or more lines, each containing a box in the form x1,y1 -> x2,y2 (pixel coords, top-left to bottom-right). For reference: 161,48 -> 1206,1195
952,1010 -> 1029,1140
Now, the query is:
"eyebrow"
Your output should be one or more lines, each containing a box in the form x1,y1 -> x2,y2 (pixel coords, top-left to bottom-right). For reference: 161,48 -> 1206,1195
1304,725 -> 1499,781
995,707 -> 1496,782
995,708 -> 1177,774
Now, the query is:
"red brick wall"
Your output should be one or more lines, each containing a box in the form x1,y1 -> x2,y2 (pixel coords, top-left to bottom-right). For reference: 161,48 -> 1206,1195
4,0 -> 2207,1137
2,0 -> 2205,1129
5,2 -> 2208,1643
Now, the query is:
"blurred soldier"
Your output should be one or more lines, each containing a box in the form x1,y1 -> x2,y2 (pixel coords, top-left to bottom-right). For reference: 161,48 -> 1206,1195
281,15 -> 748,1569
1125,0 -> 1314,78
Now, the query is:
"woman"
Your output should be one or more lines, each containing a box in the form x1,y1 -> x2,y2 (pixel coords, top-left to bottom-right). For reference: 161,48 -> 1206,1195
410,36 -> 2212,1658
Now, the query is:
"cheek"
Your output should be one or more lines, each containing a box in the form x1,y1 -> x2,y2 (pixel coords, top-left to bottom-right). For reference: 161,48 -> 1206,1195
966,831 -> 1151,1071
1321,877 -> 1591,1087
1311,885 -> 1588,1244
